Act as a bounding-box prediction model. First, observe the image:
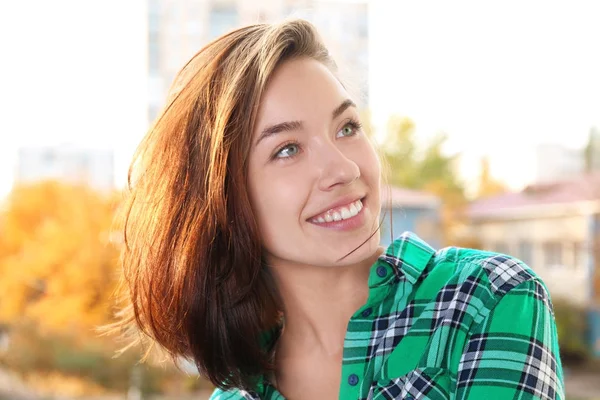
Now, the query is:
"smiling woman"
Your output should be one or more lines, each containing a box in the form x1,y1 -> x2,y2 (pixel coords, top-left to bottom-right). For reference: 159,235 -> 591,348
114,19 -> 565,400
248,58 -> 381,269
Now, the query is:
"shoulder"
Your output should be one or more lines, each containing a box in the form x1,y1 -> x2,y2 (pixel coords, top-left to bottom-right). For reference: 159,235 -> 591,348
386,232 -> 553,310
385,232 -> 552,312
424,245 -> 554,318
433,249 -> 566,397
436,247 -> 541,292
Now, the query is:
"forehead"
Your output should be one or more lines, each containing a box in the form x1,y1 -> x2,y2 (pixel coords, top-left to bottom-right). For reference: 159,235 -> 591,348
256,58 -> 349,128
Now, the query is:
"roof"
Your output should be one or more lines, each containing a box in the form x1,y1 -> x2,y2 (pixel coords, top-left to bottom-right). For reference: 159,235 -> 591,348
381,185 -> 441,209
468,173 -> 600,220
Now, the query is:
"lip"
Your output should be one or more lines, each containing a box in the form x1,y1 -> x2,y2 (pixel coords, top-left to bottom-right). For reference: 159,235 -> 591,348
307,194 -> 366,221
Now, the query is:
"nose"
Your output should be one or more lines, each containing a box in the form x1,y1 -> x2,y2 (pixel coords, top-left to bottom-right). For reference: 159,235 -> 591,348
315,142 -> 360,191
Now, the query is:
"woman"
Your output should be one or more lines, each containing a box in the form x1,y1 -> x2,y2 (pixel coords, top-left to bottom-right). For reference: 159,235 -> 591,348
118,19 -> 564,399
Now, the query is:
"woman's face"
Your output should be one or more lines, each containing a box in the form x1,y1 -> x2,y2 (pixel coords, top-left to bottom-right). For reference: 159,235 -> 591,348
247,58 -> 381,268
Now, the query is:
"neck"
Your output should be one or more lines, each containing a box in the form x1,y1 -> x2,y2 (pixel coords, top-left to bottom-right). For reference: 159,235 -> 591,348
270,249 -> 382,357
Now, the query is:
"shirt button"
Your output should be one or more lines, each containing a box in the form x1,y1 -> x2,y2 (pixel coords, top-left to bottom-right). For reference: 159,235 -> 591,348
376,265 -> 387,278
348,373 -> 359,386
361,307 -> 373,317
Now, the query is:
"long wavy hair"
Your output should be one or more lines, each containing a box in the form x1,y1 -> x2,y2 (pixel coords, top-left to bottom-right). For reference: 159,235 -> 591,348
115,19 -> 338,391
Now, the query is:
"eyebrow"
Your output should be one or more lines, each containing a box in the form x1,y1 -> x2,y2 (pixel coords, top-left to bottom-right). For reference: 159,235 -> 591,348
255,99 -> 357,146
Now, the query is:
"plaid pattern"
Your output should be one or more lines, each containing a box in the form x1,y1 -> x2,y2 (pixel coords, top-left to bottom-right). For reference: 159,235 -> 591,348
211,232 -> 565,399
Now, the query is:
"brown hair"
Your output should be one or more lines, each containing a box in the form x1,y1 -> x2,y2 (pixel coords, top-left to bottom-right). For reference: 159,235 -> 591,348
116,20 -> 335,390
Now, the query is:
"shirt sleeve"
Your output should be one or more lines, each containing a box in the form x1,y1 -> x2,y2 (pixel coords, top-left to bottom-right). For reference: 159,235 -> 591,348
209,387 -> 267,400
209,388 -> 244,400
455,278 -> 565,400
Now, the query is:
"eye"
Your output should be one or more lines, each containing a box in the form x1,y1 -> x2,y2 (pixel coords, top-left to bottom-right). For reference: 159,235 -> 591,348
274,142 -> 300,159
336,120 -> 362,138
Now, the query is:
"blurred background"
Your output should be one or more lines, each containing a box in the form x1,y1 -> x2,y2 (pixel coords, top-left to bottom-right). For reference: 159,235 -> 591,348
1,0 -> 599,399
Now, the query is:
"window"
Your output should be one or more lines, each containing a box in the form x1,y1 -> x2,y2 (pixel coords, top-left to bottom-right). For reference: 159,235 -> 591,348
209,6 -> 238,40
543,242 -> 563,267
148,0 -> 161,73
356,11 -> 368,38
572,242 -> 585,269
518,241 -> 533,265
148,34 -> 160,73
42,150 -> 57,167
185,20 -> 202,36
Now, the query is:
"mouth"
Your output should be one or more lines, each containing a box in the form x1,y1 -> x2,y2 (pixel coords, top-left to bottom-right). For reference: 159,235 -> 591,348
308,197 -> 366,224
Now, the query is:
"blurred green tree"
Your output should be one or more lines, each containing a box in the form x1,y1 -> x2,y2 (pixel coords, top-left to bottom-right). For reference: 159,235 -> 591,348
584,126 -> 600,173
380,115 -> 467,245
552,299 -> 590,364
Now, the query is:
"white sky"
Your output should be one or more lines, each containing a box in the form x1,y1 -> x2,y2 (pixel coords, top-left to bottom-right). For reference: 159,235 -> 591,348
370,0 -> 600,190
1,0 -> 599,198
0,1 -> 148,198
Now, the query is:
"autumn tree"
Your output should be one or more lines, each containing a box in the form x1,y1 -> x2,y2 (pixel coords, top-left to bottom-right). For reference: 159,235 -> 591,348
475,156 -> 508,199
0,181 -> 121,335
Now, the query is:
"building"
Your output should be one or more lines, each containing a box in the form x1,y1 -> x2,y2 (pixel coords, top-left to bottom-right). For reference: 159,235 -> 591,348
535,127 -> 600,184
467,173 -> 600,356
16,145 -> 114,191
535,143 -> 583,184
380,185 -> 442,249
147,0 -> 369,122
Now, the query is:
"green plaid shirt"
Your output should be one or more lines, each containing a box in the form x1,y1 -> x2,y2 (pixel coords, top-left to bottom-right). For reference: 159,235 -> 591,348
211,232 -> 565,399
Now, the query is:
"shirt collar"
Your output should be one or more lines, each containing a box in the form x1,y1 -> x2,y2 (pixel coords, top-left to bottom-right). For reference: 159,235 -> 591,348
377,231 -> 436,285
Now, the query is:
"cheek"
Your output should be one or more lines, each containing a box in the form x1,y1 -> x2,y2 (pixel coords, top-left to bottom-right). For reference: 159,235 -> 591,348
356,140 -> 381,183
248,168 -> 308,238
257,182 -> 298,217
356,141 -> 382,214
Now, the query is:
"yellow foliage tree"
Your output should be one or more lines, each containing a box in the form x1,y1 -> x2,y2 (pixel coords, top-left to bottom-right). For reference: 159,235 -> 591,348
0,181 -> 121,336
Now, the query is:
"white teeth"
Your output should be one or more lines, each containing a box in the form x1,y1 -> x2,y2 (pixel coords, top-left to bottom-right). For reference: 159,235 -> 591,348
311,199 -> 364,224
340,207 -> 351,219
